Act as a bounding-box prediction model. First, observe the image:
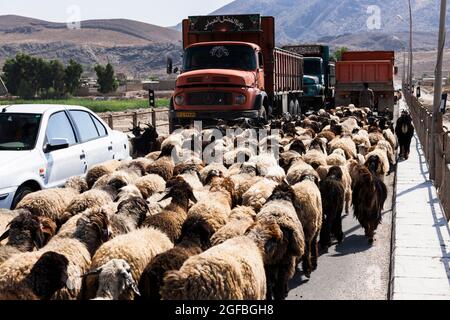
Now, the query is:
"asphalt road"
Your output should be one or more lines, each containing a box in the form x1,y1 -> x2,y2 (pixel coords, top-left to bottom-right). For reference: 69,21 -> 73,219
287,172 -> 395,300
287,100 -> 400,301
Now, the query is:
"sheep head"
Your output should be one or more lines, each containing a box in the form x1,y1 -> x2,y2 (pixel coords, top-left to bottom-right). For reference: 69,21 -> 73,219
267,181 -> 296,203
365,155 -> 382,175
116,197 -> 149,227
327,166 -> 344,181
89,259 -> 140,300
26,252 -> 69,300
0,210 -> 46,251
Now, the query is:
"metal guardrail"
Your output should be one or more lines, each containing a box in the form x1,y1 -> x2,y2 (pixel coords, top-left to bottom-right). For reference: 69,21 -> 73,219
406,91 -> 450,221
98,108 -> 170,132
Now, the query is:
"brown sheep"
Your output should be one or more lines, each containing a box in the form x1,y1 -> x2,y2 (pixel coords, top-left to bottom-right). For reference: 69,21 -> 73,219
142,177 -> 197,243
210,206 -> 256,246
291,172 -> 322,278
85,160 -> 121,189
146,144 -> 176,181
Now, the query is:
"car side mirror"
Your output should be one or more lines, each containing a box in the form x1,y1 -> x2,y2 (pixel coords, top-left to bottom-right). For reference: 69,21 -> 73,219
45,138 -> 69,153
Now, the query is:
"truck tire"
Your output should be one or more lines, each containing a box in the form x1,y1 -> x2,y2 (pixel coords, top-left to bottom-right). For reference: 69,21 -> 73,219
11,185 -> 35,209
288,100 -> 295,115
294,100 -> 300,115
259,107 -> 268,123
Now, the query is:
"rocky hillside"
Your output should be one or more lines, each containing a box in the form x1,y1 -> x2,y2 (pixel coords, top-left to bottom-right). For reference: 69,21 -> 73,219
0,15 -> 182,77
211,0 -> 449,46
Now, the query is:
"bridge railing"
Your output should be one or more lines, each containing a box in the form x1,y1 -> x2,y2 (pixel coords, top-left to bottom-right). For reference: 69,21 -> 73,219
406,93 -> 450,221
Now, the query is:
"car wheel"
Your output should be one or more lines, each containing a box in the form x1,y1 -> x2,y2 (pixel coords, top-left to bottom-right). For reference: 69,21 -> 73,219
11,186 -> 35,209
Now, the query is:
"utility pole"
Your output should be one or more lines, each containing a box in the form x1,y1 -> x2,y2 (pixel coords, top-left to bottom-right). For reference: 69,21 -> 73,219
430,0 -> 447,181
408,0 -> 413,96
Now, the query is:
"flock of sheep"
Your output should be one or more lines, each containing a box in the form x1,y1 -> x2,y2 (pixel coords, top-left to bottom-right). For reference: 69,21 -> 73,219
0,105 -> 395,300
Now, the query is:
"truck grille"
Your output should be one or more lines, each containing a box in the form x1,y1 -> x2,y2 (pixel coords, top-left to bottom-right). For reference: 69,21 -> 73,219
186,92 -> 232,106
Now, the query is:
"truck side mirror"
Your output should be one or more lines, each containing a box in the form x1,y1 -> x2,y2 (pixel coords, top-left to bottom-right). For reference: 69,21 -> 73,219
166,57 -> 173,75
440,93 -> 447,113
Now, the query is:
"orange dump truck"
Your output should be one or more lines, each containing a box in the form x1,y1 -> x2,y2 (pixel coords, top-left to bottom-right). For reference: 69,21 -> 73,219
167,14 -> 304,131
335,51 -> 397,117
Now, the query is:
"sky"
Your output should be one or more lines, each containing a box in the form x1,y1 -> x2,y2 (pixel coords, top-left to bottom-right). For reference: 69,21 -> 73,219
0,0 -> 235,27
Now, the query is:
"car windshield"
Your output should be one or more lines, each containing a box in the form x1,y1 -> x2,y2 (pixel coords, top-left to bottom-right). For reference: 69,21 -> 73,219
304,59 -> 322,76
183,45 -> 257,71
0,113 -> 41,151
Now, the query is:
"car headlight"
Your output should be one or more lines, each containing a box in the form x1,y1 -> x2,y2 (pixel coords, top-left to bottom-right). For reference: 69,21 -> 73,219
234,94 -> 246,105
174,95 -> 184,105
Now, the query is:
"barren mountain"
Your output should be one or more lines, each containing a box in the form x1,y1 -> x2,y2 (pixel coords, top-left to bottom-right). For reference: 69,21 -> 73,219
0,15 -> 182,77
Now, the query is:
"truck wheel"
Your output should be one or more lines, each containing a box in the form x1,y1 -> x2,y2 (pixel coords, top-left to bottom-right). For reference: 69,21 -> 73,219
259,107 -> 268,123
288,100 -> 295,115
294,100 -> 301,115
11,186 -> 35,209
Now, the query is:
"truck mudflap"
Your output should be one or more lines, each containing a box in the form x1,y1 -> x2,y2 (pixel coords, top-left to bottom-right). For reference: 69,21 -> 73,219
169,109 -> 260,132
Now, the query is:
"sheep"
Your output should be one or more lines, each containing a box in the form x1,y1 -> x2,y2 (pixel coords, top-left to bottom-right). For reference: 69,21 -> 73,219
85,160 -> 121,189
352,133 -> 371,156
352,164 -> 387,244
82,226 -> 173,300
326,148 -> 347,166
160,217 -> 284,300
257,181 -> 305,300
199,163 -> 229,185
15,184 -> 83,225
0,209 -> 19,244
329,136 -> 357,160
210,206 -> 256,246
142,177 -> 197,243
172,163 -> 204,191
286,159 -> 316,185
375,140 -> 396,171
146,144 -> 176,181
365,148 -> 389,180
0,211 -> 51,264
291,172 -> 322,278
62,186 -> 117,223
0,209 -> 110,300
137,205 -> 216,300
242,178 -> 278,212
303,149 -> 327,169
108,197 -> 149,237
87,259 -> 140,300
229,162 -> 261,203
319,166 -> 345,250
106,169 -> 142,193
64,176 -> 88,194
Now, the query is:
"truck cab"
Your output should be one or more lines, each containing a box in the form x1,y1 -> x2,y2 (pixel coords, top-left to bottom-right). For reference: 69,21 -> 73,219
170,41 -> 265,129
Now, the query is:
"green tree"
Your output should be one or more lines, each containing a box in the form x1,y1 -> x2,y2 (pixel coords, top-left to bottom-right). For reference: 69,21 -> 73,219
332,47 -> 349,62
49,60 -> 65,98
65,59 -> 83,95
95,63 -> 118,94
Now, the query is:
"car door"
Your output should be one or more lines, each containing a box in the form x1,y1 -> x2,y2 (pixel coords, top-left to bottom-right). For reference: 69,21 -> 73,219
44,111 -> 86,188
68,110 -> 114,170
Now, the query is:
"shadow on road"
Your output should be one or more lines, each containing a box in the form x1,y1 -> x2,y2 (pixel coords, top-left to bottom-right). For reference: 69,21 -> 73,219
288,269 -> 310,291
331,234 -> 372,257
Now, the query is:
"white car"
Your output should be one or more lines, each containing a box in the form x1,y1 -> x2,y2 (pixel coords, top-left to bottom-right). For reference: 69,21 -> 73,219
0,104 -> 131,209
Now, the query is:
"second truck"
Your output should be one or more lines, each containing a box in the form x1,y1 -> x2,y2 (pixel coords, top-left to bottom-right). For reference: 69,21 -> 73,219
167,14 -> 304,131
283,45 -> 336,111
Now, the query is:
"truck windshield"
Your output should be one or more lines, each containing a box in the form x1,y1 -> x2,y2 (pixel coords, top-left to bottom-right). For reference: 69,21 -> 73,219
183,45 -> 257,71
0,113 -> 41,151
304,59 -> 323,76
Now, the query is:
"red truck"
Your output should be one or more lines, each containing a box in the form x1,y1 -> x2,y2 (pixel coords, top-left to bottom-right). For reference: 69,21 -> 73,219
167,14 -> 304,131
335,51 -> 397,117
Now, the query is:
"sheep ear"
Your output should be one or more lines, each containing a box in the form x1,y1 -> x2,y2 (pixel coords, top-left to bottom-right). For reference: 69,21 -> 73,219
159,192 -> 172,202
189,192 -> 198,204
0,229 -> 9,242
32,230 -> 45,249
83,268 -> 102,278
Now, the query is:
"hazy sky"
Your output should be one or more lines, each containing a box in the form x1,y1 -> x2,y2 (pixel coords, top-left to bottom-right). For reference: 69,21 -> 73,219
0,0 -> 235,27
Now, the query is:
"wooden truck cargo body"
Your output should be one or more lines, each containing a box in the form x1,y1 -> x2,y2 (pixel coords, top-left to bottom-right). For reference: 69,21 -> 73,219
335,51 -> 396,117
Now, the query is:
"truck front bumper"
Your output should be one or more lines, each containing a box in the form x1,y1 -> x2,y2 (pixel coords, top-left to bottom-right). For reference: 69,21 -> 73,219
0,186 -> 18,209
171,110 -> 260,120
